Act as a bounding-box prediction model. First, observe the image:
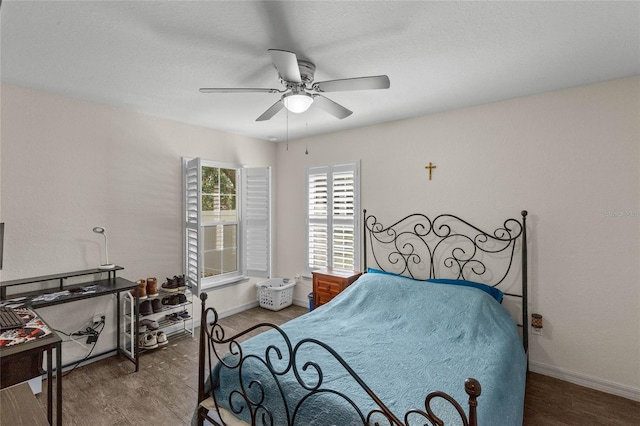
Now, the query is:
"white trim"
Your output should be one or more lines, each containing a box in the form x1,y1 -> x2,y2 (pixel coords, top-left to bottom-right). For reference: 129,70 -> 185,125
529,361 -> 640,402
212,300 -> 259,319
194,297 -> 308,326
201,275 -> 248,292
192,300 -> 260,330
292,297 -> 311,309
200,159 -> 243,171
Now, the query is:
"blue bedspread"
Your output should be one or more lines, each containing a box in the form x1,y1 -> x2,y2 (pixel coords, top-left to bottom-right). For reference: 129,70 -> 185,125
209,273 -> 526,425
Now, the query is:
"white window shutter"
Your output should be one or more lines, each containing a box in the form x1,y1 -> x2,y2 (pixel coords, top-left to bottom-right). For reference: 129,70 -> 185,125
307,166 -> 330,271
331,165 -> 357,269
184,158 -> 202,294
306,163 -> 360,273
243,167 -> 271,278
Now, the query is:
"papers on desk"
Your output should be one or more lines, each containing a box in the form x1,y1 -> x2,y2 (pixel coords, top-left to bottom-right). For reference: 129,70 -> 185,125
0,284 -> 101,310
0,308 -> 52,348
31,291 -> 71,303
0,297 -> 27,309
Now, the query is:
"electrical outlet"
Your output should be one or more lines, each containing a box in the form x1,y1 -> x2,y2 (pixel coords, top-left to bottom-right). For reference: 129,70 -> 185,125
92,314 -> 105,326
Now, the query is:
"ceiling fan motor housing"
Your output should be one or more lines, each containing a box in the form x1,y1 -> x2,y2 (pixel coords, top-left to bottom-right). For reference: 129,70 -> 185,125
297,60 -> 316,85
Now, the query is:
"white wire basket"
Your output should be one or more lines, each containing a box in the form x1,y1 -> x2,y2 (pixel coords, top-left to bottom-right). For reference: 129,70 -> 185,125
256,278 -> 296,311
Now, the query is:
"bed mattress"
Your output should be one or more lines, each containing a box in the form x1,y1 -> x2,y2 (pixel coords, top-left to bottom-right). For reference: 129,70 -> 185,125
205,272 -> 526,425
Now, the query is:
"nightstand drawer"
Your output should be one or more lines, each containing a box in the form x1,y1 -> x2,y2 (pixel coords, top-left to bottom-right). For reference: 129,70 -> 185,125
315,290 -> 337,306
315,279 -> 341,296
312,268 -> 362,309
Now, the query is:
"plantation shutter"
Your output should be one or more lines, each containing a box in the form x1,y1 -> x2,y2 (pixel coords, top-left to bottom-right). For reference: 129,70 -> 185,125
184,159 -> 271,295
243,167 -> 271,278
306,162 -> 360,273
331,165 -> 357,269
184,158 -> 202,293
307,167 -> 330,269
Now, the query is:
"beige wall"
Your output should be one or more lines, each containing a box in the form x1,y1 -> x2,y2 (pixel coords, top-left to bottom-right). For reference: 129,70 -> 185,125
275,77 -> 640,400
1,77 -> 639,399
0,84 -> 277,363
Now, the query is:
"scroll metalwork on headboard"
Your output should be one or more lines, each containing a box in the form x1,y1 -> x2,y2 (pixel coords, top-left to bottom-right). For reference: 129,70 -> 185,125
363,210 -> 529,352
363,210 -> 526,286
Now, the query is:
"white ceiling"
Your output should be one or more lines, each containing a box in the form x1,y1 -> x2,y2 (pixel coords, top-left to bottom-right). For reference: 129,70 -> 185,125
2,1 -> 639,142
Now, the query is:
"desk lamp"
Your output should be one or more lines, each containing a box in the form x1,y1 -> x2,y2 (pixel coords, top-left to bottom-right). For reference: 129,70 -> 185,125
92,226 -> 115,269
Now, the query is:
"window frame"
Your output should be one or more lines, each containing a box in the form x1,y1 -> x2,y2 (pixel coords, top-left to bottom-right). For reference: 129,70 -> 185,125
304,161 -> 361,275
183,158 -> 271,294
200,161 -> 242,286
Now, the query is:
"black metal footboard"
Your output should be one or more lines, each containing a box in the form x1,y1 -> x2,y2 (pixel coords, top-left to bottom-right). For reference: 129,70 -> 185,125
197,293 -> 481,426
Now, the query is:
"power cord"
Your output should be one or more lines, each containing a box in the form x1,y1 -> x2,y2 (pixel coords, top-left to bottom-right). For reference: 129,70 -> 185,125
52,328 -> 89,350
71,326 -> 100,343
52,317 -> 106,377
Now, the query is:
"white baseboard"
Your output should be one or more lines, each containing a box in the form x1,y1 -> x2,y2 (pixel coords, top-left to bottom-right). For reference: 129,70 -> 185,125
28,376 -> 42,394
292,297 -> 310,309
529,361 -> 640,402
196,297 -> 308,324
216,301 -> 259,319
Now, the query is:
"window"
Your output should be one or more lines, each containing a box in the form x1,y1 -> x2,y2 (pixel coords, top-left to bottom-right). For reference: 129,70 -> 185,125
201,165 -> 238,277
184,158 -> 270,294
305,162 -> 360,273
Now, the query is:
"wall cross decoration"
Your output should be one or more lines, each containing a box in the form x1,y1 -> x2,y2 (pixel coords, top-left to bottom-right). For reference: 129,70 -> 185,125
425,162 -> 437,180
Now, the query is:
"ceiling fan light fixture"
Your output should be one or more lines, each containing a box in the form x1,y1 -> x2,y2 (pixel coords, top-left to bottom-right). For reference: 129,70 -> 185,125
283,91 -> 314,113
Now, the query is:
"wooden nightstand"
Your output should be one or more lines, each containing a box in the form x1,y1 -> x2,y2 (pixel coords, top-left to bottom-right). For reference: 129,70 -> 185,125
312,268 -> 362,309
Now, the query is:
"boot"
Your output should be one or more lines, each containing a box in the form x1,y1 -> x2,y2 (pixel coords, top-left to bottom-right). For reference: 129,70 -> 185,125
135,279 -> 147,299
146,277 -> 158,297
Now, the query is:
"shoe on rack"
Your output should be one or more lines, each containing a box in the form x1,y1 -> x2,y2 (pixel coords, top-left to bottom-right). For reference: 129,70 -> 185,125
139,300 -> 153,316
178,310 -> 191,320
162,294 -> 180,306
151,298 -> 163,313
140,332 -> 158,350
175,275 -> 186,291
146,277 -> 159,298
156,331 -> 168,346
165,313 -> 179,323
140,318 -> 159,330
161,277 -> 178,293
177,293 -> 187,304
133,279 -> 147,299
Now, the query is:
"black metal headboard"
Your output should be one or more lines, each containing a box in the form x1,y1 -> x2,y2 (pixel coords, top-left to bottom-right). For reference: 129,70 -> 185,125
363,210 -> 529,352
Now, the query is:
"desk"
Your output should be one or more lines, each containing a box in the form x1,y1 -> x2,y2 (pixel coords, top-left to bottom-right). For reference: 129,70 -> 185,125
0,319 -> 62,426
1,267 -> 139,426
1,267 -> 139,371
1,382 -> 50,426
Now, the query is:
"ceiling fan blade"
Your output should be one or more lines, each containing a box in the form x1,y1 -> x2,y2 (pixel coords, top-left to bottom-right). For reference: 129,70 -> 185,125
313,75 -> 390,93
256,99 -> 285,121
312,95 -> 353,119
268,49 -> 302,83
199,88 -> 280,94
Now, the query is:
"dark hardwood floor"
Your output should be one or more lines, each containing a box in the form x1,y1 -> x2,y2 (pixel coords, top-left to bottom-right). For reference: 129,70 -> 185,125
36,305 -> 639,425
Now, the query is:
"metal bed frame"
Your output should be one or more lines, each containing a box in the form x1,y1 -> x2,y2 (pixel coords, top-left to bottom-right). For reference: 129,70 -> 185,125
197,210 -> 528,426
363,209 -> 529,354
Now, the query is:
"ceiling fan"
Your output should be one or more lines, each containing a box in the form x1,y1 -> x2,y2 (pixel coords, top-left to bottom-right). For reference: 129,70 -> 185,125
199,49 -> 390,121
